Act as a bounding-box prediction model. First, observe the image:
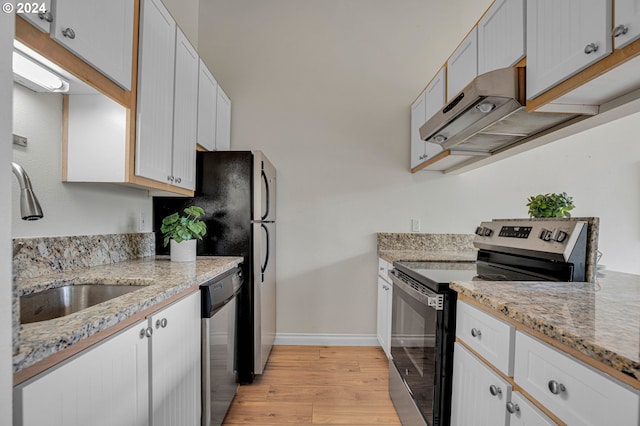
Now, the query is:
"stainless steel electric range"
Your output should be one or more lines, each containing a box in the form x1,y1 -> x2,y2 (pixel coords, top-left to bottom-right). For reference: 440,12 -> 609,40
388,218 -> 591,426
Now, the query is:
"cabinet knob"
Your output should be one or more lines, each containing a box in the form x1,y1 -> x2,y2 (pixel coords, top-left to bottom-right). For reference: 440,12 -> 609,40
175,177 -> 181,184
548,380 -> 566,395
61,27 -> 76,39
155,318 -> 168,329
489,385 -> 502,397
613,25 -> 629,38
583,43 -> 598,54
167,175 -> 174,182
38,11 -> 53,22
506,401 -> 520,414
471,328 -> 482,338
140,326 -> 153,339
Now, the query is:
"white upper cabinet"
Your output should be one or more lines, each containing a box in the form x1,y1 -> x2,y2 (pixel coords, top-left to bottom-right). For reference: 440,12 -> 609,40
18,0 -> 52,33
197,59 -> 218,151
215,86 -> 232,151
526,0 -> 612,99
614,0 -> 640,49
447,27 -> 478,100
171,29 -> 199,190
50,0 -> 134,90
410,67 -> 445,169
136,0 -> 176,185
477,0 -> 525,74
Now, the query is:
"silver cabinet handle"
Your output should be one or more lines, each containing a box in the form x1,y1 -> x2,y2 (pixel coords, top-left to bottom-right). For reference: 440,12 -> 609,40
175,177 -> 181,184
61,28 -> 76,39
167,175 -> 174,182
506,401 -> 520,414
471,328 -> 482,337
38,11 -> 53,22
613,24 -> 629,38
140,326 -> 153,338
155,318 -> 168,329
548,380 -> 566,395
489,385 -> 502,396
584,43 -> 598,54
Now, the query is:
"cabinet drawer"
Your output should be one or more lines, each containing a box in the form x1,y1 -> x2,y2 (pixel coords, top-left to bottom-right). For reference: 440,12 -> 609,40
514,331 -> 640,426
508,391 -> 557,426
456,301 -> 515,376
378,258 -> 390,282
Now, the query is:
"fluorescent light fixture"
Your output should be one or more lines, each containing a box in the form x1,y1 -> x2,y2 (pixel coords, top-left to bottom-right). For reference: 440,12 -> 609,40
12,50 -> 69,93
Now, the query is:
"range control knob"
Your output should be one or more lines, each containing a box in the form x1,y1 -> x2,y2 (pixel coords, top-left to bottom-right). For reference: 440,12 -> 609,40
552,229 -> 568,243
539,229 -> 553,241
475,226 -> 493,237
483,227 -> 493,237
475,226 -> 484,236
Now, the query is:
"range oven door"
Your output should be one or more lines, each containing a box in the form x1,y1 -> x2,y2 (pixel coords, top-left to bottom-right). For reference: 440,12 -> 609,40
389,270 -> 449,426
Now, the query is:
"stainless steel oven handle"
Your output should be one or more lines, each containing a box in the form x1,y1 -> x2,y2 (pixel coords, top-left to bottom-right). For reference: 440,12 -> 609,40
389,269 -> 444,310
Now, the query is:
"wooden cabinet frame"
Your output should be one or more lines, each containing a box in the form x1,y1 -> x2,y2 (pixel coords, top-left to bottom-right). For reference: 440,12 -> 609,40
14,4 -> 194,197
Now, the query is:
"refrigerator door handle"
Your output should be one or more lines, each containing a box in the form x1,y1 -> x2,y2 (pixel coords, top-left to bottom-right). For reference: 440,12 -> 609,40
261,168 -> 270,221
261,223 -> 270,282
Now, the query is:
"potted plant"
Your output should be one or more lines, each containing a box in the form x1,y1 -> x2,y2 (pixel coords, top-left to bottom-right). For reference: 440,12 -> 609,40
160,206 -> 207,262
526,192 -> 575,218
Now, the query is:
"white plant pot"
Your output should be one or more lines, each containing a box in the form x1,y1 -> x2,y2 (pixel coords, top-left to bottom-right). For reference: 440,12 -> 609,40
170,239 -> 197,262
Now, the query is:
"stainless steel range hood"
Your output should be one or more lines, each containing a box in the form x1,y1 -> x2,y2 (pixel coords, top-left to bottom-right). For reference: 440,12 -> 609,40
419,68 -> 586,153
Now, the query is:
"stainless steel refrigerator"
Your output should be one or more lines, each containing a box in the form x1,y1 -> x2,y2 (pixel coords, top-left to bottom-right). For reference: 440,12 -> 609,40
153,150 -> 276,384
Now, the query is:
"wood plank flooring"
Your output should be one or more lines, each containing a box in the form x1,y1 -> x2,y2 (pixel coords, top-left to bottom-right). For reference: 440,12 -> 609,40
222,346 -> 402,425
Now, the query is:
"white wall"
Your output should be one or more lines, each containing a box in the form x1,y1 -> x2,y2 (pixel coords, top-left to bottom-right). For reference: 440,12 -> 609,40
162,0 -> 199,49
1,6 -> 14,424
198,0 -> 640,337
11,84 -> 153,238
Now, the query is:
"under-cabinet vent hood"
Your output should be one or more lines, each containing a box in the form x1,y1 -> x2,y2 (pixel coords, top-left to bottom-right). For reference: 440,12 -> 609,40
419,67 -> 586,153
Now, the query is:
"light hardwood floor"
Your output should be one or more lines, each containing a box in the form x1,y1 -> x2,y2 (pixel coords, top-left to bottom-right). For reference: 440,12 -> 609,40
222,346 -> 402,425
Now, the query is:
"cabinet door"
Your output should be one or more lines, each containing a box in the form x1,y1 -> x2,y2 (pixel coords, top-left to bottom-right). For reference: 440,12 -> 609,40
614,0 -> 640,49
526,0 -> 612,99
17,320 -> 149,426
18,0 -> 52,33
215,86 -> 231,151
447,27 -> 478,101
150,292 -> 201,426
376,276 -> 391,357
50,0 -> 133,90
135,0 -> 176,185
451,342 -> 511,426
508,391 -> 558,426
197,59 -> 218,151
410,67 -> 445,169
171,29 -> 198,190
478,0 -> 525,74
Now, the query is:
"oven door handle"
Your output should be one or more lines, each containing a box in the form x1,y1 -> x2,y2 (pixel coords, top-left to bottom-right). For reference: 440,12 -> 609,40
389,269 -> 444,310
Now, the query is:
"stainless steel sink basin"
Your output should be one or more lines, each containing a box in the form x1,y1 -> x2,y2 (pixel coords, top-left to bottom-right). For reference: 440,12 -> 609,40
20,284 -> 145,324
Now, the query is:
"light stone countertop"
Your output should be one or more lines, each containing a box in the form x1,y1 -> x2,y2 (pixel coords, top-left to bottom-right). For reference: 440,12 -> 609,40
13,256 -> 242,374
378,249 -> 477,264
450,271 -> 640,388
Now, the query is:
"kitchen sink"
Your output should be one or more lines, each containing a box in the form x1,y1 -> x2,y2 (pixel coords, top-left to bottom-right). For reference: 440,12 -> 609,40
20,284 -> 145,324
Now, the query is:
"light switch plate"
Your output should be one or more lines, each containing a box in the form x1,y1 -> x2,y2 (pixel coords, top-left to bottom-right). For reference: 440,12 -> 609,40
411,218 -> 420,232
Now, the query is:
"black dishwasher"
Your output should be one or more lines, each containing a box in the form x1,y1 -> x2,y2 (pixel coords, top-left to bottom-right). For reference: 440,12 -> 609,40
200,266 -> 243,426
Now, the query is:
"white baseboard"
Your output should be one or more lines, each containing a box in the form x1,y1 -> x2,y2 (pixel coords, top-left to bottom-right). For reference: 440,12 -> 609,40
274,333 -> 379,346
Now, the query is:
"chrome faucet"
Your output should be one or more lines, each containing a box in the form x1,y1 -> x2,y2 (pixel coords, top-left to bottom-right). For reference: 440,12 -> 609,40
11,162 -> 44,220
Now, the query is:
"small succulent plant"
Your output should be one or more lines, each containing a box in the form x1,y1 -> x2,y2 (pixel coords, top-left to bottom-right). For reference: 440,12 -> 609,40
526,192 -> 575,218
160,206 -> 207,247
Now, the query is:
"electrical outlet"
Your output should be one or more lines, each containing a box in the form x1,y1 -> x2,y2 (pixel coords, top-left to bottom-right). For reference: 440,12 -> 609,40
411,219 -> 420,232
138,212 -> 147,232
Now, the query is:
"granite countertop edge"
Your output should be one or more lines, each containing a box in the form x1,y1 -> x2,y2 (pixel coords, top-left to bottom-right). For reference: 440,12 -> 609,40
378,249 -> 478,263
13,255 -> 243,374
449,278 -> 640,386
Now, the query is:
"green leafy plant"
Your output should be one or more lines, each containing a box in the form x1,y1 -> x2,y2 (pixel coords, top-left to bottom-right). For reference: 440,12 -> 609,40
526,192 -> 575,218
160,206 -> 207,247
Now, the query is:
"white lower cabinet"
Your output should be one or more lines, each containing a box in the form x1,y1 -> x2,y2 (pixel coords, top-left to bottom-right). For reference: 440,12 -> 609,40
376,258 -> 392,358
16,319 -> 150,426
149,292 -> 201,426
514,331 -> 640,426
451,342 -> 511,426
14,292 -> 202,426
508,391 -> 556,426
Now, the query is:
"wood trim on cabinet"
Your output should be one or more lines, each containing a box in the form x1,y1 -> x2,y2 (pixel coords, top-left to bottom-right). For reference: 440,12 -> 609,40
15,16 -> 131,108
526,37 -> 640,112
125,0 -> 141,183
457,294 -> 640,391
411,149 -> 451,173
13,286 -> 199,386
